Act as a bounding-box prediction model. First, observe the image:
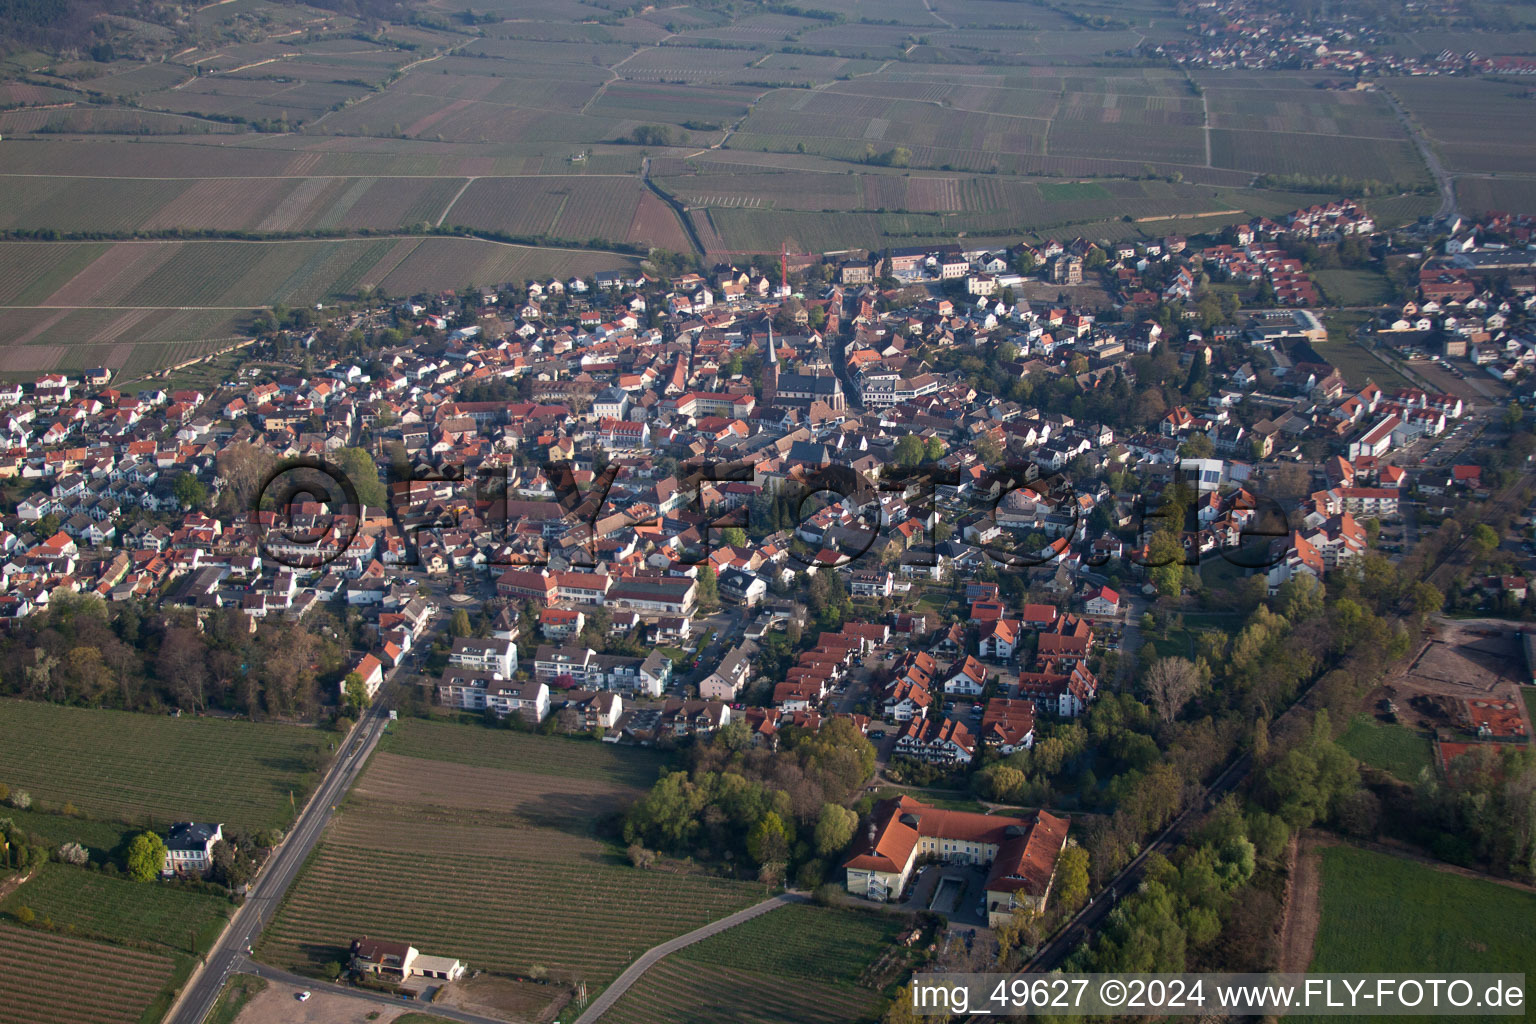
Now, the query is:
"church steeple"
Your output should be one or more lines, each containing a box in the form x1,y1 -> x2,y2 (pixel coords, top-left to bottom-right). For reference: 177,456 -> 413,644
762,322 -> 779,406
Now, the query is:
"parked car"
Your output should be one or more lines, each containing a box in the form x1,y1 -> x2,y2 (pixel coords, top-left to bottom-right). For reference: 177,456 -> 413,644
296,992 -> 311,1002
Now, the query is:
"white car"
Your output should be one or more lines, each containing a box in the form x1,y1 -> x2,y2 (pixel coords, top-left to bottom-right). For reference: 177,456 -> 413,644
296,991 -> 311,1002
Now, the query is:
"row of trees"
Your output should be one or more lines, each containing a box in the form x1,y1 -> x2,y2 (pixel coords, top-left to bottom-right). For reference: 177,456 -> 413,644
0,592 -> 345,717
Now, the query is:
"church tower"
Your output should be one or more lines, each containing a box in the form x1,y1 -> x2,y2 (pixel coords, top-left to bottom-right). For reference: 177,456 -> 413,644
762,322 -> 779,407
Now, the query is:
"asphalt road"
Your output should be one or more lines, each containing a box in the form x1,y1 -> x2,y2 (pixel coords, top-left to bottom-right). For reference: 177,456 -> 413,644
164,696 -> 397,1024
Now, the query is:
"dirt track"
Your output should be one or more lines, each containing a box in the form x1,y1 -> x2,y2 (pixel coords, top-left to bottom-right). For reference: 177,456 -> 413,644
1277,832 -> 1326,973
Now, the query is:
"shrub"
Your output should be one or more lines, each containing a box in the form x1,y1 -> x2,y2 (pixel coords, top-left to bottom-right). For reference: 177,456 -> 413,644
59,842 -> 89,866
14,906 -> 34,925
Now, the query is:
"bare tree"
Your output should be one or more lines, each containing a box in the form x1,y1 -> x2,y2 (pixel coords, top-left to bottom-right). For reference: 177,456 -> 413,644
1142,656 -> 1201,723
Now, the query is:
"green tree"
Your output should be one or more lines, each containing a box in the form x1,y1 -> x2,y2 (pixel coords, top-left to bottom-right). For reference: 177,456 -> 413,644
747,811 -> 791,865
342,671 -> 370,714
1410,581 -> 1444,616
1055,843 -> 1091,913
1147,532 -> 1187,598
1274,573 -> 1324,621
1469,523 -> 1500,560
174,473 -> 209,511
812,803 -> 858,857
695,565 -> 720,612
126,831 -> 167,881
720,527 -> 748,549
924,437 -> 946,462
1178,433 -> 1215,460
884,982 -> 950,1024
894,434 -> 925,468
450,608 -> 473,638
332,447 -> 388,509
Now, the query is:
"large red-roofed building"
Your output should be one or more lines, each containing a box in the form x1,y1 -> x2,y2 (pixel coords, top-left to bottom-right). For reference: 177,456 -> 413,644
843,795 -> 1069,924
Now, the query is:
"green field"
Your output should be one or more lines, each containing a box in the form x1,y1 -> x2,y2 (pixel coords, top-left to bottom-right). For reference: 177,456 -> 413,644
1,864 -> 232,955
1313,337 -> 1415,390
1039,182 -> 1114,201
260,723 -> 757,989
380,717 -> 671,788
604,902 -> 916,1024
602,956 -> 886,1024
1311,269 -> 1393,307
0,806 -> 134,863
679,904 -> 907,987
1308,845 -> 1536,1023
0,699 -> 328,832
0,0 -> 1525,379
1337,715 -> 1434,783
0,921 -> 187,1024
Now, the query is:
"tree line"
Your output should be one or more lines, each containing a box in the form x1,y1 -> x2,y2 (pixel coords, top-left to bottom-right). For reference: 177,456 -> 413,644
0,592 -> 346,718
623,717 -> 876,890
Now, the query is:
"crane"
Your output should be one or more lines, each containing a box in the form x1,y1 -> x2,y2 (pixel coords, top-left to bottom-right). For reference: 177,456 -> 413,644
701,241 -> 800,295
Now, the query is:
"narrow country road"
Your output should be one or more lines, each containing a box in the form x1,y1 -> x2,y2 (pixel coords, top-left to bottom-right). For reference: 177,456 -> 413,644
1380,87 -> 1457,223
164,687 -> 399,1024
572,892 -> 809,1024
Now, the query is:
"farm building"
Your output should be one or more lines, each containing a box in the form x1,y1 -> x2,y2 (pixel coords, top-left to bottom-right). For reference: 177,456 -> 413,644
843,796 -> 1069,925
350,937 -> 465,982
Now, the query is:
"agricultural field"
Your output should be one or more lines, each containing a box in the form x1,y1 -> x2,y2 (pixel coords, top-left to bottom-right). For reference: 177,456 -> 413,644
1336,714 -> 1435,783
0,807 -> 133,863
1310,269 -> 1394,307
1312,335 -> 1415,390
1209,130 -> 1428,186
259,722 -> 758,989
677,903 -> 910,989
1454,177 -> 1536,219
0,236 -> 637,379
0,0 -> 1525,378
442,176 -> 692,250
1309,845 -> 1536,979
1391,78 -> 1536,176
1,865 -> 232,955
0,174 -> 467,235
0,921 -> 184,1024
378,717 -> 671,788
0,698 -> 329,831
600,958 -> 885,1024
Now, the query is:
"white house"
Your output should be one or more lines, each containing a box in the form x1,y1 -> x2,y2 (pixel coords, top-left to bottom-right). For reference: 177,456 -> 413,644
942,656 -> 988,697
449,636 -> 517,677
162,822 -> 223,876
1084,586 -> 1120,616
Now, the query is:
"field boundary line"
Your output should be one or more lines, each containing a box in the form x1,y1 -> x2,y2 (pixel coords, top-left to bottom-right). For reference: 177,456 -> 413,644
572,891 -> 808,1024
